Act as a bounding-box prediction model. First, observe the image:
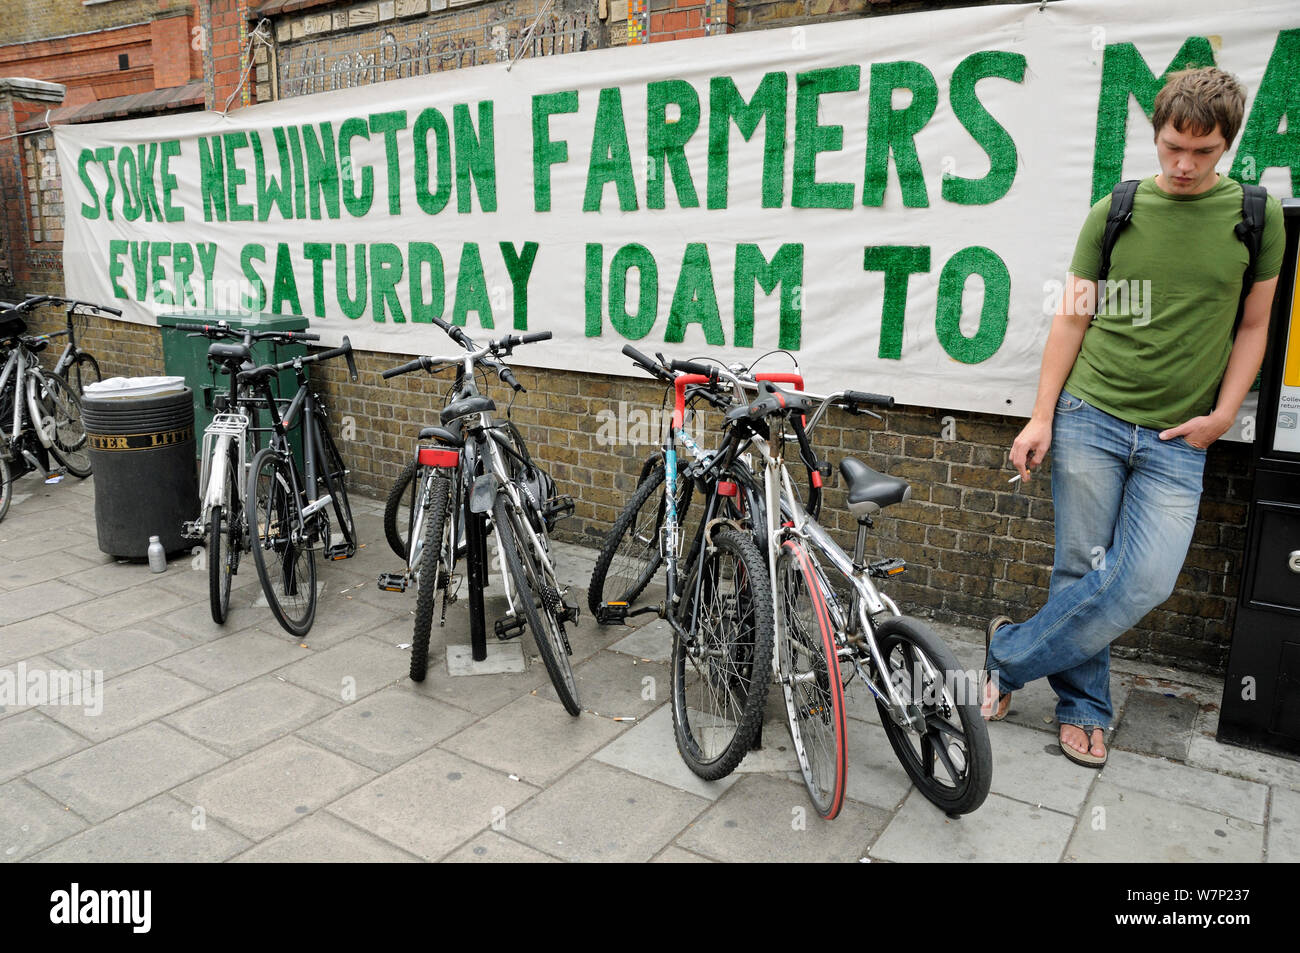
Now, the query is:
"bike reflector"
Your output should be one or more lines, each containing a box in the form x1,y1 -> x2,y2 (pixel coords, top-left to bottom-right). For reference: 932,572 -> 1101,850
717,481 -> 738,497
417,447 -> 459,468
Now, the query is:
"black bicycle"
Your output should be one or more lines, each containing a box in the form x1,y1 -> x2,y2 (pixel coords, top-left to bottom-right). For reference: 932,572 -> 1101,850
240,338 -> 359,636
5,295 -> 118,396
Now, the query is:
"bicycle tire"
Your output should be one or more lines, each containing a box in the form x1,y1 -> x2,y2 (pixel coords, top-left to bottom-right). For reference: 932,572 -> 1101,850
383,458 -> 419,559
410,472 -> 453,682
671,525 -> 773,780
318,418 -> 356,558
64,352 -> 101,398
42,373 -> 92,478
247,446 -> 317,637
0,455 -> 11,522
493,493 -> 580,716
776,540 -> 847,819
588,457 -> 693,618
872,615 -> 991,815
208,447 -> 240,624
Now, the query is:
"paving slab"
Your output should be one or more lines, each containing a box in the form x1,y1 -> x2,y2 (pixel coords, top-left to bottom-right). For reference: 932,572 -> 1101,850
296,685 -> 475,772
0,549 -> 100,590
275,635 -> 408,702
165,677 -> 340,757
0,526 -> 95,562
45,621 -> 202,679
652,846 -> 715,862
230,811 -> 419,863
0,655 -> 61,721
58,582 -> 190,632
396,643 -> 550,718
505,760 -> 709,862
1066,781 -> 1265,863
175,736 -> 375,841
328,746 -> 540,861
446,641 -> 525,675
43,665 -> 210,742
441,693 -> 623,786
871,790 -> 1074,863
155,627 -> 314,692
155,593 -> 267,643
986,719 -> 1099,815
1100,748 -> 1268,824
676,773 -> 888,863
29,793 -> 251,863
1267,785 -> 1300,863
607,618 -> 671,663
592,703 -> 741,801
1112,688 -> 1200,761
286,594 -> 404,651
440,830 -> 561,863
0,615 -> 98,666
0,580 -> 96,627
1185,734 -> 1300,791
0,711 -> 91,785
838,716 -> 915,812
27,722 -> 226,824
0,779 -> 88,862
535,648 -> 669,719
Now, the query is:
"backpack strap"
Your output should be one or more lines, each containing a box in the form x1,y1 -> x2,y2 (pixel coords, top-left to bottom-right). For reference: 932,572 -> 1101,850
1098,179 -> 1140,284
1231,183 -> 1268,337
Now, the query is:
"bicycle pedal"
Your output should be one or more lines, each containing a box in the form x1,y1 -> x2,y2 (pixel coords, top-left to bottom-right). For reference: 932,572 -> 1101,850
559,598 -> 580,625
325,542 -> 355,560
494,614 -> 527,640
180,521 -> 205,541
867,557 -> 906,578
377,572 -> 408,593
544,494 -> 575,522
596,601 -> 629,625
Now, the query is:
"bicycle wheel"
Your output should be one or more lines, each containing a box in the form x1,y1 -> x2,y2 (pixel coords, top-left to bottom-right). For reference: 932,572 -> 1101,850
588,457 -> 692,617
410,472 -> 453,682
64,352 -> 101,397
383,458 -> 419,559
776,540 -> 847,819
317,419 -> 356,558
493,494 -> 580,716
671,525 -> 773,780
246,446 -> 317,637
208,447 -> 240,624
0,455 -> 11,522
41,373 -> 92,478
873,615 -> 991,815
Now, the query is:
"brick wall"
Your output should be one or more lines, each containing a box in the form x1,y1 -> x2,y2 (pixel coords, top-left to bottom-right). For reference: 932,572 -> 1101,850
0,0 -> 161,46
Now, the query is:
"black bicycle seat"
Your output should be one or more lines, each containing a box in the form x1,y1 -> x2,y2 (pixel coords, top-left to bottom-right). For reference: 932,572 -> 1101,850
839,456 -> 910,519
440,395 -> 495,425
418,425 -> 463,446
208,342 -> 252,366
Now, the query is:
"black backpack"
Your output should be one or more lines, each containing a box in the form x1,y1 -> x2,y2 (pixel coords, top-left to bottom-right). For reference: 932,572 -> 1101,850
1099,178 -> 1268,337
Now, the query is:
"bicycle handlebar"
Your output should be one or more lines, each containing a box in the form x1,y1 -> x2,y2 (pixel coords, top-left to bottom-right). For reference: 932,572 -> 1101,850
13,294 -> 122,317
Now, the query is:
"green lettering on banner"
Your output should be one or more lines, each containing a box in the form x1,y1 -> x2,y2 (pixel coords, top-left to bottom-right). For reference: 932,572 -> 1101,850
666,243 -> 724,345
196,243 -> 218,307
500,242 -> 539,330
453,243 -> 494,329
241,244 -> 267,312
199,136 -> 226,222
285,126 -> 308,219
409,243 -> 445,323
336,243 -> 367,319
252,129 -> 293,221
136,143 -> 162,221
944,51 -> 1026,205
646,79 -> 701,209
708,73 -> 788,210
271,243 -> 303,314
129,241 -> 149,300
371,243 -> 405,322
585,87 -> 638,212
222,132 -> 255,222
1231,29 -> 1300,191
793,66 -> 859,210
1091,37 -> 1216,203
413,108 -> 452,215
117,147 -> 142,222
94,147 -> 116,221
585,243 -> 603,336
78,150 -> 100,219
370,110 -> 408,214
734,244 -> 803,349
862,61 -> 938,208
150,242 -> 173,305
160,140 -> 184,222
107,240 -> 128,297
303,122 -> 341,219
935,246 -> 1009,364
863,245 -> 931,359
609,244 -> 657,339
339,117 -> 375,217
173,242 -> 197,306
303,243 -> 332,317
454,102 -> 498,213
532,91 -> 578,212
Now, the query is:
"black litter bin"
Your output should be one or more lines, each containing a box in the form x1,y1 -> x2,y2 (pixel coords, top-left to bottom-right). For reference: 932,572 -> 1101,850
82,386 -> 199,558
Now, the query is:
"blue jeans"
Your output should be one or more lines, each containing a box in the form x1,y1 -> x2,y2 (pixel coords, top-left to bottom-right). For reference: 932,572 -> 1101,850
987,390 -> 1207,728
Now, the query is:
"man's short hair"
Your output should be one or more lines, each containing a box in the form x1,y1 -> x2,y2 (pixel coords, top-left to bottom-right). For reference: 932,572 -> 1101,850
1152,67 -> 1247,146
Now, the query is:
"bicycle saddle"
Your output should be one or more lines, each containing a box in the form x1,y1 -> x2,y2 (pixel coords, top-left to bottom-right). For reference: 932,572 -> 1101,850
418,425 -> 462,446
440,395 -> 495,425
839,456 -> 910,519
208,342 -> 252,366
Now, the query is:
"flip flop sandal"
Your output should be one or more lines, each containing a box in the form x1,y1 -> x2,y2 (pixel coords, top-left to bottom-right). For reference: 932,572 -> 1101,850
1060,724 -> 1107,768
984,615 -> 1013,721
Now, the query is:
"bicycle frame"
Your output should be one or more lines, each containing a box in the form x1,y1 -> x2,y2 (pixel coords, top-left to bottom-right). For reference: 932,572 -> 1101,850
1,344 -> 57,451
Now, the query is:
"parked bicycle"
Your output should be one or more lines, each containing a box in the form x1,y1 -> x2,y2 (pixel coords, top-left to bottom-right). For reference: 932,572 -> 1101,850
601,347 -> 991,818
174,321 -> 323,624
4,294 -> 118,396
378,319 -> 579,714
0,304 -> 92,521
240,338 -> 359,636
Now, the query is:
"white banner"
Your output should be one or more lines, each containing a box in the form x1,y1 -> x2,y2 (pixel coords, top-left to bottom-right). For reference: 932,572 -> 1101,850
55,0 -> 1297,421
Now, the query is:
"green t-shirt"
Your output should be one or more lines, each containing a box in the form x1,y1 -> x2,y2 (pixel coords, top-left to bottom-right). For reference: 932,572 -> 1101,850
1064,175 -> 1284,431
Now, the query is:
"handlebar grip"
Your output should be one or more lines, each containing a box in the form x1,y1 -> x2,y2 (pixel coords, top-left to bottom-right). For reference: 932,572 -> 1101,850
518,331 -> 551,344
382,357 -> 427,380
621,344 -> 669,379
498,365 -> 525,393
843,390 -> 894,408
670,359 -> 716,378
340,336 -> 359,382
99,304 -> 124,317
284,331 -> 320,342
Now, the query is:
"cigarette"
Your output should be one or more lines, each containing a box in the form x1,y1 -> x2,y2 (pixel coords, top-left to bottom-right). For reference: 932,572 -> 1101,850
1007,474 -> 1022,484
